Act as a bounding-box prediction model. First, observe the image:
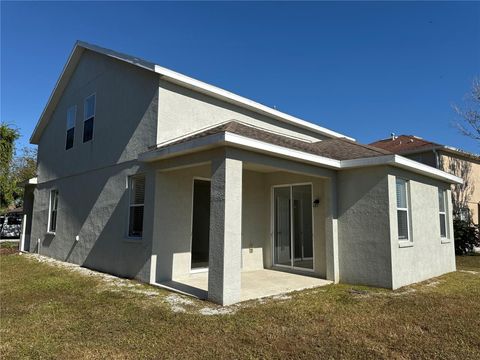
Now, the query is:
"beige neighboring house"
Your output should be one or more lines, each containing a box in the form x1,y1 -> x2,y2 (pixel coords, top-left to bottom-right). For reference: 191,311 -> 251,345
371,135 -> 480,225
21,41 -> 463,305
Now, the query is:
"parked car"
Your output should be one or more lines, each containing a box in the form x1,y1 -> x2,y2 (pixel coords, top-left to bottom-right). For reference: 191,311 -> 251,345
0,210 -> 23,239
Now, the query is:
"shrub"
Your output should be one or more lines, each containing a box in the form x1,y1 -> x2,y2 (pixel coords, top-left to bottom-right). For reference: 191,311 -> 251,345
454,219 -> 480,255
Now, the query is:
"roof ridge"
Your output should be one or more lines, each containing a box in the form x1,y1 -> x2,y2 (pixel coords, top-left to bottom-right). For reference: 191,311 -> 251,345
337,137 -> 392,155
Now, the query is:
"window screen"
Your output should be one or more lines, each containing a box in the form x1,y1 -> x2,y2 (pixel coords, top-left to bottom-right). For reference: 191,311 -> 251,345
438,189 -> 447,238
65,106 -> 76,150
128,175 -> 145,238
396,179 -> 410,240
48,190 -> 59,233
83,94 -> 95,143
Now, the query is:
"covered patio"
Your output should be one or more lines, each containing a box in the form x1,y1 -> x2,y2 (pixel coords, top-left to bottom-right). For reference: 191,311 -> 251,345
141,121 -> 341,305
157,269 -> 332,302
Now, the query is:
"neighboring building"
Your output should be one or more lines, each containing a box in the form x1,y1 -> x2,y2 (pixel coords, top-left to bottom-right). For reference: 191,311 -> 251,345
22,41 -> 462,305
370,135 -> 480,225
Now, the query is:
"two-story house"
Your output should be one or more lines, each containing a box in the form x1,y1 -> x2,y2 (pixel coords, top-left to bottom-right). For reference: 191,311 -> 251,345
21,41 -> 462,305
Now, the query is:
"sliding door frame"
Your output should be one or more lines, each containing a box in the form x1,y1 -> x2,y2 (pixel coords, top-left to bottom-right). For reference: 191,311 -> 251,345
271,182 -> 315,272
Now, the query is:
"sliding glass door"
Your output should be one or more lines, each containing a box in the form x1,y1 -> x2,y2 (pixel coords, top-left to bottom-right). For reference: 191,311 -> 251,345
273,184 -> 313,270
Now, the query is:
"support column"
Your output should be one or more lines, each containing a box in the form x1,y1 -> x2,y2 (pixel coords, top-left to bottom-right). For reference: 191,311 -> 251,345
325,176 -> 339,283
208,156 -> 243,305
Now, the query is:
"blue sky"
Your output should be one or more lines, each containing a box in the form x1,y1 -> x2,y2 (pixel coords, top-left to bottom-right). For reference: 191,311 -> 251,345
2,1 -> 479,153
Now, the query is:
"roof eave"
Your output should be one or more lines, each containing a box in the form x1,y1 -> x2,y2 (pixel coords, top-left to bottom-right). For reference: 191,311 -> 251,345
154,65 -> 354,141
30,42 -> 85,144
139,132 -> 462,184
342,155 -> 463,184
31,40 -> 354,144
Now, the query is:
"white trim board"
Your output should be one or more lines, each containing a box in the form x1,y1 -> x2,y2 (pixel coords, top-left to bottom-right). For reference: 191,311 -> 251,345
30,41 -> 353,144
139,132 -> 463,185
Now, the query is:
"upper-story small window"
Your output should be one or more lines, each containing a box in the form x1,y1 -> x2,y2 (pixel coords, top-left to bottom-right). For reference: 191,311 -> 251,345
396,178 -> 411,241
83,94 -> 95,143
438,188 -> 448,238
65,106 -> 76,150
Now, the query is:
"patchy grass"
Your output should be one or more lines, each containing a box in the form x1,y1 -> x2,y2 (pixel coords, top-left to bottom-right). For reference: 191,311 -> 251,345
1,254 -> 479,359
0,241 -> 19,256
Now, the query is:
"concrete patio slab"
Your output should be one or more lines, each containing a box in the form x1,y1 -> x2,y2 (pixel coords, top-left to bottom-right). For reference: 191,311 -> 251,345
157,269 -> 331,302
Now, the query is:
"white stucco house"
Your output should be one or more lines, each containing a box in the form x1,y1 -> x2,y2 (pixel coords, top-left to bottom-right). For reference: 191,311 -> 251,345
22,41 -> 462,305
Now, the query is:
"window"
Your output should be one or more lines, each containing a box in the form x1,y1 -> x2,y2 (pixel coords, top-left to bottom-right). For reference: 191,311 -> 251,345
438,189 -> 448,238
83,94 -> 95,142
396,178 -> 410,241
48,190 -> 59,233
128,175 -> 145,238
65,106 -> 76,150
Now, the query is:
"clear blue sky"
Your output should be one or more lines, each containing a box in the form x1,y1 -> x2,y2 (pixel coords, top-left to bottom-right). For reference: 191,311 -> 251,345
2,1 -> 479,153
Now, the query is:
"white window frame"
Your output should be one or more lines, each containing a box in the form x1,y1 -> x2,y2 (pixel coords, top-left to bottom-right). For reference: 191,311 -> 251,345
65,105 -> 76,150
127,175 -> 145,239
438,188 -> 449,240
47,189 -> 59,234
83,93 -> 96,143
396,178 -> 412,245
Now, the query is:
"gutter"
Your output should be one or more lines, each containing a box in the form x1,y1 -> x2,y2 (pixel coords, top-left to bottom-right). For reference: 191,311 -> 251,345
139,132 -> 463,185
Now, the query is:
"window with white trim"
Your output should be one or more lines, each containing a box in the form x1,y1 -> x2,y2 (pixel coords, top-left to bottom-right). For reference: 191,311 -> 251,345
83,94 -> 95,143
65,106 -> 76,150
128,175 -> 145,238
438,188 -> 448,238
48,190 -> 59,233
396,178 -> 410,241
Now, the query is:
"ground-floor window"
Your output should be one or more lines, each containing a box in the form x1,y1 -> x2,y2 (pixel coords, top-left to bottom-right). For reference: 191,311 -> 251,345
128,175 -> 145,238
438,188 -> 448,239
396,178 -> 411,241
48,189 -> 59,233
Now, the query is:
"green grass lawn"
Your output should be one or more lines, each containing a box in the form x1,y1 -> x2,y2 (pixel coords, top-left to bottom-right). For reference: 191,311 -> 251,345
1,249 -> 479,359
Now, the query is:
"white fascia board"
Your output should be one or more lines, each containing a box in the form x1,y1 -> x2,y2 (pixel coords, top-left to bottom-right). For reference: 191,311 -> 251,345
342,155 -> 463,184
139,132 -> 462,184
31,40 -> 354,144
139,131 -> 341,169
223,132 -> 341,169
78,41 -> 157,72
154,64 -> 354,141
18,177 -> 38,187
138,133 -> 226,162
30,44 -> 84,144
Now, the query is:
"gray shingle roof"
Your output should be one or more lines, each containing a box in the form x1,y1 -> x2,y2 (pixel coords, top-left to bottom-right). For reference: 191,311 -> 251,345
153,121 -> 391,161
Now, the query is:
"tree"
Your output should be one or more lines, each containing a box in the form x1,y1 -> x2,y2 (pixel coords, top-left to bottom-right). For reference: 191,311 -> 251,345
11,147 -> 38,206
0,123 -> 37,212
0,123 -> 20,210
440,156 -> 474,219
454,77 -> 480,142
454,219 -> 480,255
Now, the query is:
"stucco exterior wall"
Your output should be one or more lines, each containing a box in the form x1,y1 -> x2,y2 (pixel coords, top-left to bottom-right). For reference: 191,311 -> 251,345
36,49 -> 158,183
30,162 -> 154,281
152,164 -> 211,281
388,168 -> 456,289
150,159 -> 329,282
29,50 -> 159,282
156,80 -> 330,145
337,167 -> 393,288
